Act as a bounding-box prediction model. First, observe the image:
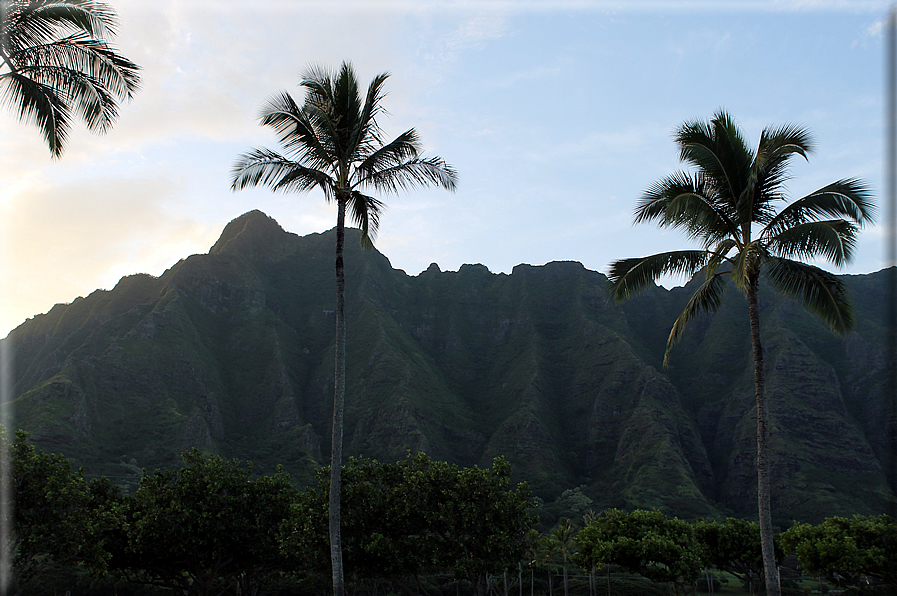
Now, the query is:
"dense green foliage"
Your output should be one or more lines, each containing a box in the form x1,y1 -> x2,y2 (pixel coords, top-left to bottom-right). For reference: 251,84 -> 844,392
693,518 -> 782,595
782,514 -> 897,593
8,430 -> 111,591
289,453 -> 535,593
574,509 -> 705,594
10,435 -> 897,595
108,450 -> 296,596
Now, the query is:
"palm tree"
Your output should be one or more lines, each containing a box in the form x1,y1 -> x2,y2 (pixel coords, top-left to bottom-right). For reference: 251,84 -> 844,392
608,110 -> 873,596
550,518 -> 577,596
1,0 -> 141,158
231,61 -> 457,596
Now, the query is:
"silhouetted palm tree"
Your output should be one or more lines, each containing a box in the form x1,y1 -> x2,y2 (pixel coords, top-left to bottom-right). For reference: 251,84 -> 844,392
1,0 -> 141,157
231,61 -> 457,596
608,110 -> 873,596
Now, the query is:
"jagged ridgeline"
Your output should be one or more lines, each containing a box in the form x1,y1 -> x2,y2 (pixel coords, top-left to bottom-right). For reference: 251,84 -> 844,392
7,210 -> 895,524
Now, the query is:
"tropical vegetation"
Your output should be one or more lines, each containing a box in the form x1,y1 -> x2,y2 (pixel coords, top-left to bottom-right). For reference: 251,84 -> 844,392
0,0 -> 141,157
608,110 -> 874,596
231,61 -> 457,596
11,432 -> 897,595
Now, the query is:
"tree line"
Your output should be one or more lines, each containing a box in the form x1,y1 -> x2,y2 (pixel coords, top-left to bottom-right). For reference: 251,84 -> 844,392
9,430 -> 896,596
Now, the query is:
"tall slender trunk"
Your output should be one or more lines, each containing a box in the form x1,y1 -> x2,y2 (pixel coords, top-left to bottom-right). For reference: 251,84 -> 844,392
747,273 -> 780,596
330,194 -> 347,596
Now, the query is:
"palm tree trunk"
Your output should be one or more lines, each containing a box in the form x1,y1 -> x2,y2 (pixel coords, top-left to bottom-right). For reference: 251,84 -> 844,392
330,193 -> 347,596
747,273 -> 780,596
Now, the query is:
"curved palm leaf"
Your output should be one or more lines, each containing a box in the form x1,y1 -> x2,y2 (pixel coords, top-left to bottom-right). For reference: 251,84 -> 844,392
635,171 -> 737,244
766,220 -> 858,266
348,191 -> 384,249
357,156 -> 458,195
230,148 -> 334,197
764,178 -> 875,238
0,68 -> 70,150
765,258 -> 854,335
608,250 -> 710,302
1,0 -> 141,157
664,271 -> 728,365
676,111 -> 751,203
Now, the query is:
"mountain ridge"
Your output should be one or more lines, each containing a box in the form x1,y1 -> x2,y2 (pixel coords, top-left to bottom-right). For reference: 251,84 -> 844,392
7,210 -> 895,524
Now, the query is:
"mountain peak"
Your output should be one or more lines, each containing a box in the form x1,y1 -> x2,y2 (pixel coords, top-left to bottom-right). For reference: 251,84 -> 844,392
209,210 -> 291,259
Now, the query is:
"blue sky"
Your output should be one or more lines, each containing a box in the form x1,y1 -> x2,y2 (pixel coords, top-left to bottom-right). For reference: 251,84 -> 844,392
0,0 -> 891,337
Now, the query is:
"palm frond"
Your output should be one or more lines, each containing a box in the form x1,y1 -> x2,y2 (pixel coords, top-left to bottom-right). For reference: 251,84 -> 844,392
765,258 -> 854,335
706,238 -> 737,272
749,124 -> 813,225
608,250 -> 710,303
349,70 -> 389,158
357,155 -> 458,195
1,0 -> 140,157
728,240 -> 766,294
675,110 -> 752,204
635,171 -> 737,245
757,122 -> 814,166
258,92 -> 333,169
765,178 -> 876,238
348,190 -> 385,250
766,220 -> 858,266
4,1 -> 117,50
355,129 -> 421,175
230,147 -> 334,197
29,1 -> 119,40
0,69 -> 69,155
12,36 -> 139,133
664,271 -> 728,366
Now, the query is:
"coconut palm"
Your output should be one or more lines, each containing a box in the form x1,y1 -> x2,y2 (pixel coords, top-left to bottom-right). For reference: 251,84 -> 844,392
608,110 -> 873,596
0,0 -> 141,158
550,518 -> 577,596
230,61 -> 457,596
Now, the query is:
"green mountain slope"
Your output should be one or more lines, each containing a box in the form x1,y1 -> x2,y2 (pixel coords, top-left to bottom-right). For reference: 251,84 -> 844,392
7,210 -> 895,524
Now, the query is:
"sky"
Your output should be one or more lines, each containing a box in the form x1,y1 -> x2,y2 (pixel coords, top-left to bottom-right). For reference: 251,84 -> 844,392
0,0 -> 892,338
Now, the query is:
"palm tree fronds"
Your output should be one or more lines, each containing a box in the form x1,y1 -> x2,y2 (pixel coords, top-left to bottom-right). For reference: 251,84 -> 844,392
706,238 -> 737,272
756,122 -> 813,167
1,0 -> 140,156
765,258 -> 855,335
358,156 -> 458,195
676,110 -> 752,203
31,1 -> 119,40
767,220 -> 858,266
608,250 -> 710,303
765,178 -> 876,237
258,92 -> 334,168
356,128 -> 423,174
1,68 -> 80,154
230,148 -> 334,197
348,191 -> 385,250
664,272 -> 727,366
634,171 -> 736,244
3,1 -> 118,51
351,70 -> 389,155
